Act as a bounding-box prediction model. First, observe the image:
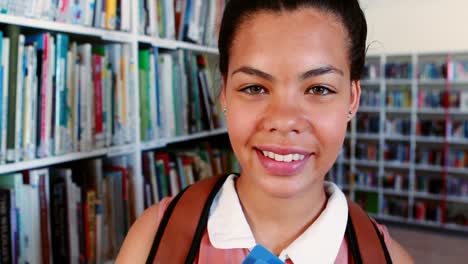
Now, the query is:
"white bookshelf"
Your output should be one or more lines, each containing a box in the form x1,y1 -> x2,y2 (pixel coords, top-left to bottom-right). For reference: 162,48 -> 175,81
342,53 -> 468,232
0,1 -> 230,261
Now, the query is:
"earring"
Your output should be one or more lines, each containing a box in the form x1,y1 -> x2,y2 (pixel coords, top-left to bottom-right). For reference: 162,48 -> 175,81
347,110 -> 353,119
223,107 -> 227,115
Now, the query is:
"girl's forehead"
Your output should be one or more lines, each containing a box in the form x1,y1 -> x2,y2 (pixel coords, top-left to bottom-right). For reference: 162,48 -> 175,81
228,9 -> 350,76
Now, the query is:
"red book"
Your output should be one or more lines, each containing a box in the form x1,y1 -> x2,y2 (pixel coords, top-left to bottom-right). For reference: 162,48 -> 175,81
92,54 -> 104,137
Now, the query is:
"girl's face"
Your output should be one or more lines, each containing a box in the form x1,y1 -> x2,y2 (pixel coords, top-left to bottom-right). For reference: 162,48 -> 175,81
221,8 -> 360,198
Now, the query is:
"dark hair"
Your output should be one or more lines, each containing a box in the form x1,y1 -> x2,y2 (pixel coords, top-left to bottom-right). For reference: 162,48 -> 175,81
218,0 -> 367,81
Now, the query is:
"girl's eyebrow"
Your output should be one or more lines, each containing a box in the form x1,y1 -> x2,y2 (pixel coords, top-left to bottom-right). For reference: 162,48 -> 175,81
300,65 -> 344,80
231,66 -> 274,81
231,65 -> 344,81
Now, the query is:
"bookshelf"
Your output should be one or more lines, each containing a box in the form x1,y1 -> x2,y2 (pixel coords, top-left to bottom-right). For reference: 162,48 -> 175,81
329,52 -> 468,233
0,0 -> 228,263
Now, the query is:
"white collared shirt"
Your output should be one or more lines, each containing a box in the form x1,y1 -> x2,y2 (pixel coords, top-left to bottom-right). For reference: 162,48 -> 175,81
207,174 -> 349,264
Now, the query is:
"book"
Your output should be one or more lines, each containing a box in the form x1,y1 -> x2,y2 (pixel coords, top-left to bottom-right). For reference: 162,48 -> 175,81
0,188 -> 13,264
0,33 -> 8,164
6,25 -> 20,162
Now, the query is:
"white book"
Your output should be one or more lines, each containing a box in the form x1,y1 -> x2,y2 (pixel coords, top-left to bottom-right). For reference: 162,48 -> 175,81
20,185 -> 33,263
64,50 -> 74,153
111,44 -> 124,146
122,45 -> 132,143
23,46 -> 36,161
164,0 -> 176,39
148,50 -> 158,140
461,91 -> 468,111
127,48 -> 136,143
1,38 -> 10,163
22,47 -> 31,161
121,0 -> 131,31
187,0 -> 202,43
28,171 -> 42,262
147,152 -> 159,202
39,0 -> 51,20
29,47 -> 38,160
159,54 -> 175,138
176,50 -> 189,134
84,0 -> 96,26
44,36 -> 55,158
94,0 -> 103,28
169,162 -> 180,196
147,0 -> 159,36
204,0 -> 217,46
14,34 -> 25,162
103,49 -> 112,147
79,44 -> 93,152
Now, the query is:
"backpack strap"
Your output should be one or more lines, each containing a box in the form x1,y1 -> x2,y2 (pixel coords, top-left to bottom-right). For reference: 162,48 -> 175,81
146,174 -> 229,264
347,200 -> 392,264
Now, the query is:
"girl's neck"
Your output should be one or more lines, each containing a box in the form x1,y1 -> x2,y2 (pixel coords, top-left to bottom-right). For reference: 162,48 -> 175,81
235,175 -> 327,255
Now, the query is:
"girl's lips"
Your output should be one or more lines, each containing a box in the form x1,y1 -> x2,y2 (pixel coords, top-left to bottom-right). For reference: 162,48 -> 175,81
255,145 -> 312,156
255,148 -> 311,176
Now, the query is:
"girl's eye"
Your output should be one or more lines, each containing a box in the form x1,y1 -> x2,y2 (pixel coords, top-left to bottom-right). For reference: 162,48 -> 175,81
307,85 -> 334,95
240,85 -> 267,95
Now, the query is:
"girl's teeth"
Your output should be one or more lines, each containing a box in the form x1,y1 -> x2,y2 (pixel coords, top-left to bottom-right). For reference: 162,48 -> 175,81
261,151 -> 306,162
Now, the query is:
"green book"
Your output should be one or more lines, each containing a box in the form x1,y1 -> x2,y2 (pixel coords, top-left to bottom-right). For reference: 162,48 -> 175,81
138,49 -> 150,141
6,25 -> 20,162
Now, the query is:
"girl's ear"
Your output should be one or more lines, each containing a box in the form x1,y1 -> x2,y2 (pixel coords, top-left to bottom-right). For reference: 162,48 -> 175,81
349,80 -> 361,120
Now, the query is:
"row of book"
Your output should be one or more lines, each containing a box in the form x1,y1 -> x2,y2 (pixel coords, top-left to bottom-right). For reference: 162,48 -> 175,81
140,0 -> 226,46
0,0 -> 130,31
385,63 -> 413,79
416,120 -> 445,137
415,176 -> 444,195
383,172 -> 408,191
385,118 -> 411,135
414,200 -> 443,222
356,114 -> 380,134
382,197 -> 408,218
354,169 -> 378,188
418,61 -> 446,80
449,120 -> 468,138
0,156 -> 135,264
0,26 -> 134,163
447,60 -> 468,81
384,143 -> 410,163
386,88 -> 412,108
415,148 -> 444,166
142,144 -> 239,207
447,176 -> 468,197
360,88 -> 381,107
355,142 -> 378,161
447,150 -> 468,168
362,62 -> 380,80
418,89 -> 468,110
365,59 -> 468,81
138,47 -> 223,142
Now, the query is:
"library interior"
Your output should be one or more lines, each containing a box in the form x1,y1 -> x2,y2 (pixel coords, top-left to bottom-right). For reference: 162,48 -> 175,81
0,0 -> 467,263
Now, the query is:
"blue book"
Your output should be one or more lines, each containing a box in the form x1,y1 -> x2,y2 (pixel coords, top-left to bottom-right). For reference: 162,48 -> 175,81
243,245 -> 285,264
153,47 -> 162,136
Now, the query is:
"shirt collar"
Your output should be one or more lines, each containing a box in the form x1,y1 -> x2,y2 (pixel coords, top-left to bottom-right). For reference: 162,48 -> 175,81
207,174 -> 349,264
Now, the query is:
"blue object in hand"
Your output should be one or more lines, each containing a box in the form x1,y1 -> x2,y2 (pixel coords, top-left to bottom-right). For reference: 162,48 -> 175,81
242,245 -> 285,264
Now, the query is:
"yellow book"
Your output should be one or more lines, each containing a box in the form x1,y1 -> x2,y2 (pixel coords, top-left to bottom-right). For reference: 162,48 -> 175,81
105,0 -> 117,30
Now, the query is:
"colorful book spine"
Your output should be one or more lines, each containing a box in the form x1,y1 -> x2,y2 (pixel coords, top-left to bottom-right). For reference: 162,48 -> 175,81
92,46 -> 105,148
105,0 -> 117,30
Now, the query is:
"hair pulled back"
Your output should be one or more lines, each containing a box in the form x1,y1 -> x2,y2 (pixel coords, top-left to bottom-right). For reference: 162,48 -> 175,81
218,0 -> 367,81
